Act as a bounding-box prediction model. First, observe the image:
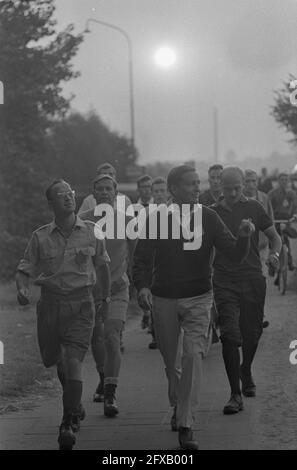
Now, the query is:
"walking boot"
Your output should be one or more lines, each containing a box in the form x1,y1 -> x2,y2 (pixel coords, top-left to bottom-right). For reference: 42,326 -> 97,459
104,384 -> 119,417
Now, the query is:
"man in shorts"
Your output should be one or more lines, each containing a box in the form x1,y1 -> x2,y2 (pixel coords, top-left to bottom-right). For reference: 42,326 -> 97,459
80,174 -> 136,417
16,179 -> 110,450
211,167 -> 281,414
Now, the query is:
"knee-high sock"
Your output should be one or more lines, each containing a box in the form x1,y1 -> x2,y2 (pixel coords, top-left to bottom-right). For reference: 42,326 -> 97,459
241,340 -> 258,376
62,379 -> 82,416
222,342 -> 241,395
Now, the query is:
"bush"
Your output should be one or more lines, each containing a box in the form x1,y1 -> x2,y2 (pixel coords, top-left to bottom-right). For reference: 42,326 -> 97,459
0,231 -> 28,281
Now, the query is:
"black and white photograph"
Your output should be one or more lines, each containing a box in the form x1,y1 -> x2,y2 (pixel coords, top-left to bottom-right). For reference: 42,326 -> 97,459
1,0 -> 297,454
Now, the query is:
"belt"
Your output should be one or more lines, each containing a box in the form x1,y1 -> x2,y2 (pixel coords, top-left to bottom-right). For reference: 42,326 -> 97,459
41,286 -> 93,301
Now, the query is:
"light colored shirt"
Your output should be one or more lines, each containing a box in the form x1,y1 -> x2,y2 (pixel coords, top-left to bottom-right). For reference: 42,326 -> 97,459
78,193 -> 133,215
80,209 -> 137,300
17,216 -> 110,293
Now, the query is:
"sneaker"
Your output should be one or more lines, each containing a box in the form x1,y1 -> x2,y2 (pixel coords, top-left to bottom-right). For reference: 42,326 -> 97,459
240,367 -> 256,397
71,403 -> 86,432
178,427 -> 199,450
93,382 -> 104,403
148,340 -> 158,350
170,406 -> 177,432
104,384 -> 119,417
58,417 -> 76,450
223,393 -> 243,415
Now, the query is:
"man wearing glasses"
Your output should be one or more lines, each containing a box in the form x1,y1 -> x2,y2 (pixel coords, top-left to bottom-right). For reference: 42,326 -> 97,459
16,179 -> 111,450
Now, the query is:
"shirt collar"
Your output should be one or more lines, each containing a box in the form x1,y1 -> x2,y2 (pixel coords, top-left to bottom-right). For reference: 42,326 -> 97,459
216,194 -> 248,210
49,216 -> 85,234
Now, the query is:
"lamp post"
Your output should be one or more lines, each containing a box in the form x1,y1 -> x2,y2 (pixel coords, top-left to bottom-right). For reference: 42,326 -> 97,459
85,18 -> 135,158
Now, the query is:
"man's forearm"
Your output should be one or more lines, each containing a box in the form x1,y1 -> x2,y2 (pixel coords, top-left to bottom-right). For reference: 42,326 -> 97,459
269,233 -> 282,254
16,271 -> 30,291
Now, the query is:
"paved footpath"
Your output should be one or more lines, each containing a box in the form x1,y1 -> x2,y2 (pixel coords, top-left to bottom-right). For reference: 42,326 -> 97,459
1,276 -> 297,450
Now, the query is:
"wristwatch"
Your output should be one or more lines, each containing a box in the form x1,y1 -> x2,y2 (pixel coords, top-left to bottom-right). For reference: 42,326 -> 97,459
102,296 -> 111,304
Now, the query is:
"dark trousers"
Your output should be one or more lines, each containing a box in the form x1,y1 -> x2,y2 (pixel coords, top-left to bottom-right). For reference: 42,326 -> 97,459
213,275 -> 266,393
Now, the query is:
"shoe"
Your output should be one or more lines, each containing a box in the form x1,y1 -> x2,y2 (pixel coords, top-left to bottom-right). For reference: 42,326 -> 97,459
178,427 -> 199,450
148,340 -> 158,349
170,406 -> 177,432
240,367 -> 256,397
104,384 -> 119,417
223,393 -> 243,414
58,417 -> 76,450
93,382 -> 104,403
71,403 -> 86,432
262,320 -> 269,328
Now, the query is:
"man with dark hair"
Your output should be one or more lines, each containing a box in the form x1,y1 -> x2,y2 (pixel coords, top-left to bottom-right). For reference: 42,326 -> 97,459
268,172 -> 297,271
211,167 -> 281,414
80,174 -> 136,417
144,176 -> 169,349
151,176 -> 168,205
133,164 -> 255,450
136,174 -> 153,207
199,164 -> 223,207
16,179 -> 111,450
258,167 -> 273,194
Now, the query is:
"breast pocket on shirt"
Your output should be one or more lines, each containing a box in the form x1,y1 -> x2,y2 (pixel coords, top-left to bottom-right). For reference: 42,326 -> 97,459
74,247 -> 96,272
39,248 -> 59,276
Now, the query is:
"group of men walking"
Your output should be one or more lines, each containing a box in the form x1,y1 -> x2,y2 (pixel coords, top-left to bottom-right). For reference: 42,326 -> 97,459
16,161 -> 290,450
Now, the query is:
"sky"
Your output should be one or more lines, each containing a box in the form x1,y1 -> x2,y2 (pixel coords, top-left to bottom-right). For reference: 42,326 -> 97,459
55,0 -> 297,164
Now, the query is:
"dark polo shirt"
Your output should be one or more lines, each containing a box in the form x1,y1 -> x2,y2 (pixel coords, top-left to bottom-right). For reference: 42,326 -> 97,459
211,195 -> 273,280
133,205 -> 249,299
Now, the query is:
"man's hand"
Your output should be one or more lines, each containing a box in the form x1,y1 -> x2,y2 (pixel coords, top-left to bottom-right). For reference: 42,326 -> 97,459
267,252 -> 280,272
17,288 -> 30,306
238,218 -> 255,238
138,288 -> 153,311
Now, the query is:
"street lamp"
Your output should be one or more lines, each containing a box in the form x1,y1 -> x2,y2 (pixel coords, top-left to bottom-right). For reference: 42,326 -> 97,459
85,18 -> 135,158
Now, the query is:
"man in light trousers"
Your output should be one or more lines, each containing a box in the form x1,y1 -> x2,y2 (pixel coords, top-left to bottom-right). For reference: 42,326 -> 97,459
133,165 -> 254,450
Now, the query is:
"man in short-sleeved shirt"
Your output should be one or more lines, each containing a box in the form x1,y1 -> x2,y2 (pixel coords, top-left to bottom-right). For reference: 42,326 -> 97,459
16,179 -> 110,450
211,167 -> 281,415
80,174 -> 136,418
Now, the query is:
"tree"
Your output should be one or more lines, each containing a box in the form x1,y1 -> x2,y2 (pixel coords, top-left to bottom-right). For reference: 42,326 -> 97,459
0,0 -> 83,279
45,111 -> 137,189
272,74 -> 297,145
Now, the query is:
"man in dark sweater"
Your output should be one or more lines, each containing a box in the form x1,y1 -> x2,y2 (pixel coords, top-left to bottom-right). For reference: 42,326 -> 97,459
133,165 -> 255,450
211,167 -> 281,415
